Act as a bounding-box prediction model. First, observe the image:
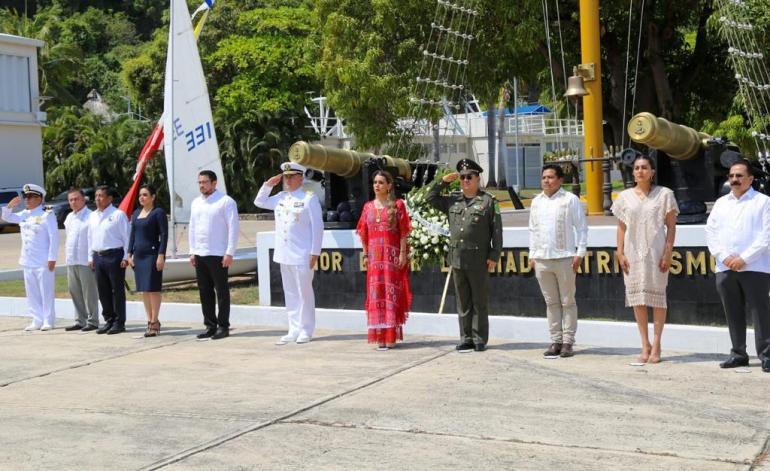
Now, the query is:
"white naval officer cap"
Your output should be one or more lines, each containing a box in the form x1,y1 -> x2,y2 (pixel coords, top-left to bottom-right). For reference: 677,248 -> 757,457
22,183 -> 45,198
281,162 -> 306,176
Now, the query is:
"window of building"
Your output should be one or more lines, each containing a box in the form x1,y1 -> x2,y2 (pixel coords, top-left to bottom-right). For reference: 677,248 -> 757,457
0,54 -> 31,113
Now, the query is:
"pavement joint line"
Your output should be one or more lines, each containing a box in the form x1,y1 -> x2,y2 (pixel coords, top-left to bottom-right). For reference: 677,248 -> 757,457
281,419 -> 753,466
751,433 -> 770,470
0,336 -> 198,388
137,347 -> 454,471
0,403 -> 257,423
499,355 -> 770,431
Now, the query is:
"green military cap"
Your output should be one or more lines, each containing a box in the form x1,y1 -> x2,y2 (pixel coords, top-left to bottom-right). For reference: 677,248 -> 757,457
456,159 -> 483,175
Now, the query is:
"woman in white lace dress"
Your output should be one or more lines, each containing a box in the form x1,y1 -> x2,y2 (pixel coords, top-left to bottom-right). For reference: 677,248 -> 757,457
611,155 -> 678,363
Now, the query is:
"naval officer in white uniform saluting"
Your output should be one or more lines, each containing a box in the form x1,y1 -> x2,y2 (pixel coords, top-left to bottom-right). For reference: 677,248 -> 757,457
254,162 -> 323,345
1,184 -> 59,331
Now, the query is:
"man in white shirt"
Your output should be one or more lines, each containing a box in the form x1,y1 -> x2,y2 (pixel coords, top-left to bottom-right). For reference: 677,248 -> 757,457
189,170 -> 239,340
1,184 -> 59,331
705,159 -> 770,373
528,165 -> 588,358
88,186 -> 130,335
63,188 -> 99,332
254,162 -> 323,345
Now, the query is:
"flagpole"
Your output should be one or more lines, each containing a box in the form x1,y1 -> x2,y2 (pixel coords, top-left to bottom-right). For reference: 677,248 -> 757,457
169,0 -> 178,258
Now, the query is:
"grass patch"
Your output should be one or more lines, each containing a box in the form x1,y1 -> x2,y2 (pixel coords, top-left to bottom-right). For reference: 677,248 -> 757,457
0,275 -> 259,305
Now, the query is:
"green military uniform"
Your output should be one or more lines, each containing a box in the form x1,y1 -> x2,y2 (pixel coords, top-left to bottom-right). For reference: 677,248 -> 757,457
426,160 -> 503,348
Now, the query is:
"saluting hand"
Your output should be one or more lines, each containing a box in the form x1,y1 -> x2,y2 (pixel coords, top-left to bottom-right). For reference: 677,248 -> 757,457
7,196 -> 20,209
442,172 -> 460,183
266,174 -> 283,187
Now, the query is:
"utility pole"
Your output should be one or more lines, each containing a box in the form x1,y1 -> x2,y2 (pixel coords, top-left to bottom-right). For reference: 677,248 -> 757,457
487,105 -> 497,187
579,0 -> 605,214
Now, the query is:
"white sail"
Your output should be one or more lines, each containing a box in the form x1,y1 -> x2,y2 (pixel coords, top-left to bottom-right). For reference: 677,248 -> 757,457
163,0 -> 225,225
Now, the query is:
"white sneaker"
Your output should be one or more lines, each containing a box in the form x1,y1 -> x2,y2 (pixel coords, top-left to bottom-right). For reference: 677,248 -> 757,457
23,323 -> 41,332
295,336 -> 311,344
40,324 -> 53,331
275,334 -> 297,345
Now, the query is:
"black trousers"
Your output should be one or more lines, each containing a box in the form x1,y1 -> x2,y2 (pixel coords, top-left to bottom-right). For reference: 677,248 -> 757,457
93,249 -> 126,327
715,271 -> 770,361
195,255 -> 230,329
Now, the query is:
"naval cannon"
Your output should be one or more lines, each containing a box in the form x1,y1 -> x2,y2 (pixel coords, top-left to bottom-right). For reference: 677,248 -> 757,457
624,112 -> 753,224
288,141 -> 440,229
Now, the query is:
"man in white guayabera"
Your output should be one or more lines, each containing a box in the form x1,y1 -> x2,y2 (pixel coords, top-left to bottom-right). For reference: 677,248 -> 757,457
528,165 -> 587,359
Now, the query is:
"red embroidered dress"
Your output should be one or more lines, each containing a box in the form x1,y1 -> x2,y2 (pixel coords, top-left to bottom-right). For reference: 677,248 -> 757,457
356,199 -> 412,344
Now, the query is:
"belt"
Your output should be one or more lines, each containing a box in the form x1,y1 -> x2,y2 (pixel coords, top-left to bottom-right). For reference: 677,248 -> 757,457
93,248 -> 123,256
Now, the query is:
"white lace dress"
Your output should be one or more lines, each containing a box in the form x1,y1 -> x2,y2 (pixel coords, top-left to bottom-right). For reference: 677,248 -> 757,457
611,186 -> 679,308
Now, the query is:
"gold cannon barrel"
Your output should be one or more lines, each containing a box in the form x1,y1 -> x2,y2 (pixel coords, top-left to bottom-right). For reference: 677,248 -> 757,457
288,141 -> 412,181
627,112 -> 711,160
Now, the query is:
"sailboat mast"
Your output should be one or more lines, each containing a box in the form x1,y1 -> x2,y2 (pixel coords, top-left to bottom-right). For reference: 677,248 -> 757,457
169,0 -> 178,258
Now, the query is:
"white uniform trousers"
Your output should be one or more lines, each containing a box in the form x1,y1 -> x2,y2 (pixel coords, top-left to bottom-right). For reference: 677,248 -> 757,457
280,263 -> 316,338
23,266 -> 56,327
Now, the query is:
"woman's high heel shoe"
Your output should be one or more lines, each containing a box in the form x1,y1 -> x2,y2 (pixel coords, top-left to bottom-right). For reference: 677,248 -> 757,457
145,321 -> 161,337
143,321 -> 152,338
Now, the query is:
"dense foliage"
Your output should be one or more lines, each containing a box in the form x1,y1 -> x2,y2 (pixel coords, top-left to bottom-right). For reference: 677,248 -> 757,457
1,0 -> 767,208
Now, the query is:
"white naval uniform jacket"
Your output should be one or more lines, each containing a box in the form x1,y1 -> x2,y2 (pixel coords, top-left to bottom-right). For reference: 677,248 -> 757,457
254,184 -> 323,265
1,206 -> 59,268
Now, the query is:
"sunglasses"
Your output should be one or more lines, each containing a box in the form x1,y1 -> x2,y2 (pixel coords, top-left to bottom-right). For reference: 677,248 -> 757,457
460,174 -> 477,181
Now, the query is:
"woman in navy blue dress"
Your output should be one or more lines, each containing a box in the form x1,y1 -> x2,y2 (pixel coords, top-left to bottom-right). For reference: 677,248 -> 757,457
128,185 -> 168,337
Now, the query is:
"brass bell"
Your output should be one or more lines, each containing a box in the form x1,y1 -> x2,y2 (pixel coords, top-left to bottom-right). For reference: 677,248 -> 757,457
564,71 -> 589,100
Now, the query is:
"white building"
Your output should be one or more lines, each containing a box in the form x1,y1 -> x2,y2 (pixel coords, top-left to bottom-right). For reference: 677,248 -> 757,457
306,98 -> 584,190
0,33 -> 46,190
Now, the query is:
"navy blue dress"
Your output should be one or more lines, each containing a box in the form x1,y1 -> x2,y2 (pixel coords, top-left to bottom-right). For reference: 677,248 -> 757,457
128,207 -> 169,292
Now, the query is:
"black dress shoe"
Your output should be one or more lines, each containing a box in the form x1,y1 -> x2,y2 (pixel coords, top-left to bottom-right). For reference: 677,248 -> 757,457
81,325 -> 98,332
474,344 -> 487,352
197,329 -> 217,339
96,324 -> 113,335
107,325 -> 126,335
456,342 -> 474,353
762,358 -> 770,373
719,356 -> 749,369
65,324 -> 84,331
211,328 -> 229,340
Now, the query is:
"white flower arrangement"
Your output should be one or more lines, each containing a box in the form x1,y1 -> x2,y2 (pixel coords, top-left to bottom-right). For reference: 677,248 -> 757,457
404,173 -> 454,268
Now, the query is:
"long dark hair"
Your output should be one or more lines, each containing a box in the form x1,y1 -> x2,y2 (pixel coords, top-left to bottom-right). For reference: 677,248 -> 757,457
372,170 -> 397,226
632,154 -> 655,186
139,184 -> 157,208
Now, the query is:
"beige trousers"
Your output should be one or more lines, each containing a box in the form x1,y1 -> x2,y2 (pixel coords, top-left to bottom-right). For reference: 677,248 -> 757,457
534,258 -> 578,344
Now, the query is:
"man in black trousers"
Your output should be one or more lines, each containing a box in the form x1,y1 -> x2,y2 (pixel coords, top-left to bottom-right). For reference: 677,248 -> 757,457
189,170 -> 239,340
706,159 -> 770,372
87,186 -> 130,335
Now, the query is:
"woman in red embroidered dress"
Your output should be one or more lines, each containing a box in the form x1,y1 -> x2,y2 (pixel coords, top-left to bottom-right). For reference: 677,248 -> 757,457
356,170 -> 412,350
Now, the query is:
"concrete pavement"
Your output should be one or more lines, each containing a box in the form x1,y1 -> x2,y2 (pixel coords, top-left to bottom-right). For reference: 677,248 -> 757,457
0,316 -> 768,470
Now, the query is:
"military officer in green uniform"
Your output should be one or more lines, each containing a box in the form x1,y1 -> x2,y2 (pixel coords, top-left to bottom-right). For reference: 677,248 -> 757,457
426,159 -> 503,352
